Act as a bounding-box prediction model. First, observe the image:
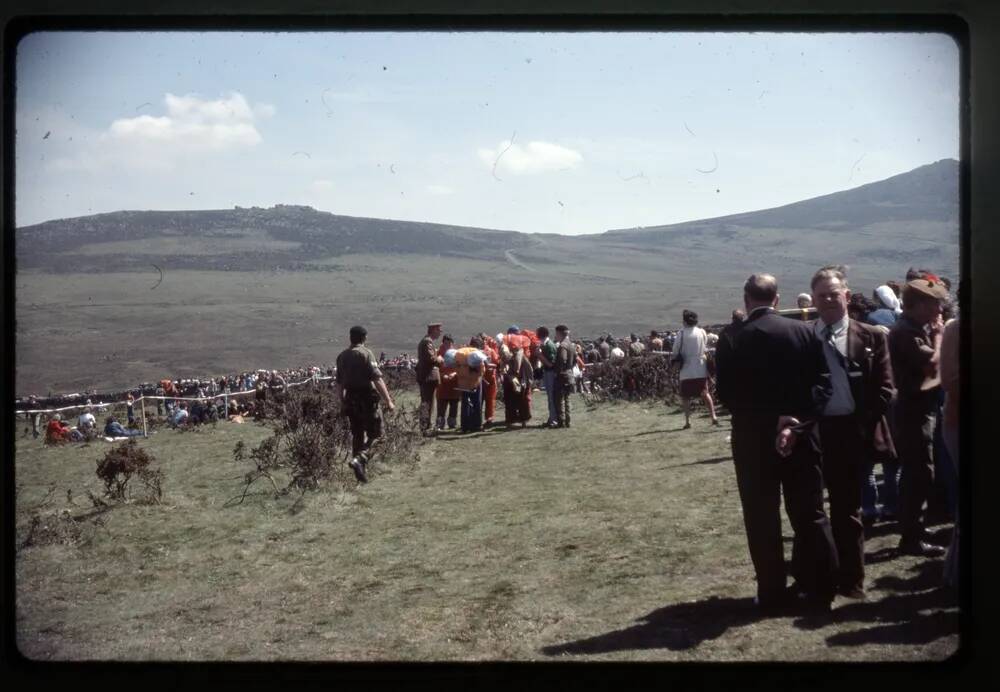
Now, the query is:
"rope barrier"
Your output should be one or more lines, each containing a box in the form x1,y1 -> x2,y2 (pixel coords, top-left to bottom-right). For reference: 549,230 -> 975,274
16,376 -> 337,416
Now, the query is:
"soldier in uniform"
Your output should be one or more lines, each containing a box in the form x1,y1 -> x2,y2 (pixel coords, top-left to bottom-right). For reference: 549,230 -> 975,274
335,325 -> 396,483
553,325 -> 576,428
415,322 -> 444,433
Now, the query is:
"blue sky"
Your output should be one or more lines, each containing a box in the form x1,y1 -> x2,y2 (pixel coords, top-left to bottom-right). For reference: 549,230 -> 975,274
15,30 -> 959,234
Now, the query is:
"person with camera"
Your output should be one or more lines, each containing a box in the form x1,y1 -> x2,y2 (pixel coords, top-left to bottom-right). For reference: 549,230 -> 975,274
670,309 -> 719,429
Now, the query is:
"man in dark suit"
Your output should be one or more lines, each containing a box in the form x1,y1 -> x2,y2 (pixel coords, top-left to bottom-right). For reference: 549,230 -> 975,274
714,273 -> 838,613
810,266 -> 896,599
718,309 -> 746,355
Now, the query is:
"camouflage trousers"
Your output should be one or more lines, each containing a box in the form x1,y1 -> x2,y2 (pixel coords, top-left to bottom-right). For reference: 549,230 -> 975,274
554,376 -> 573,426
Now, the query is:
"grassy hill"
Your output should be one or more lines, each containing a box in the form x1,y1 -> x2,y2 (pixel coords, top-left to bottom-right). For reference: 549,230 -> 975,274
13,398 -> 958,661
14,160 -> 959,395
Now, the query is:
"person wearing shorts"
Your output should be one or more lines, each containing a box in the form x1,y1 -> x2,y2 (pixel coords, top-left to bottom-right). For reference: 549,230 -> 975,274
671,309 -> 719,429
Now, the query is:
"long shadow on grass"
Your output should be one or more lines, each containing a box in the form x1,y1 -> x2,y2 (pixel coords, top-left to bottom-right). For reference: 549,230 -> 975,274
633,426 -> 692,436
539,595 -> 761,655
673,455 -> 733,467
791,559 -> 958,647
863,519 -> 952,542
433,430 -> 502,441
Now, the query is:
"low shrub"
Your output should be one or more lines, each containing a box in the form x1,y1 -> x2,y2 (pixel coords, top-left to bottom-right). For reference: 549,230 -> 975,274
95,439 -> 164,503
231,385 -> 422,504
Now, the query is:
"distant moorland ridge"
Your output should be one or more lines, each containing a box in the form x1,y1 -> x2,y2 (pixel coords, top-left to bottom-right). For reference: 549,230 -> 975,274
17,158 -> 959,275
14,159 -> 960,395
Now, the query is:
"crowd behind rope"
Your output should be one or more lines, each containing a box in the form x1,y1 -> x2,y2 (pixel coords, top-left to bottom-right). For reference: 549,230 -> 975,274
15,271 -> 953,451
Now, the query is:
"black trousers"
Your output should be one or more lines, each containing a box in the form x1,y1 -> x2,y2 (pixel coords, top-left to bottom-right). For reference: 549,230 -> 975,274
732,414 -> 838,605
345,390 -> 383,457
819,415 -> 866,593
896,401 -> 937,546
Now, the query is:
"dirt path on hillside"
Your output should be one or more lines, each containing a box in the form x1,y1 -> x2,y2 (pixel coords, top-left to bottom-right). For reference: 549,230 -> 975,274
504,249 -> 535,272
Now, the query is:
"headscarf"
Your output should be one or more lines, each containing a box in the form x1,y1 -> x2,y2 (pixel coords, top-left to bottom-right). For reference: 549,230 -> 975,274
874,285 -> 902,315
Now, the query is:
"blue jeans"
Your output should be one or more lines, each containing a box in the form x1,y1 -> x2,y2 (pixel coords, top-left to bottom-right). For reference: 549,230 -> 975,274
862,461 -> 878,518
461,385 -> 483,432
934,402 -> 958,516
108,426 -> 143,437
862,455 -> 900,518
542,369 -> 557,424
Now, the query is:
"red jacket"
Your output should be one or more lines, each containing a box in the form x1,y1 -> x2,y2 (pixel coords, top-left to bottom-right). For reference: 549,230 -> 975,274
46,419 -> 70,442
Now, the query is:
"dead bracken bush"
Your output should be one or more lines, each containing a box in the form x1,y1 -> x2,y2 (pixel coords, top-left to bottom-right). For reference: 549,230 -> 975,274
230,385 -> 422,507
582,352 -> 716,407
95,439 -> 164,504
583,353 -> 678,405
380,367 -> 417,393
17,484 -> 110,550
20,511 -> 79,549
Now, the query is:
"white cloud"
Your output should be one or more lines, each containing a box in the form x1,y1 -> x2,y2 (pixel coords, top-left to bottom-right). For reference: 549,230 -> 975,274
106,92 -> 270,152
477,139 -> 583,175
39,92 -> 276,175
426,184 -> 455,195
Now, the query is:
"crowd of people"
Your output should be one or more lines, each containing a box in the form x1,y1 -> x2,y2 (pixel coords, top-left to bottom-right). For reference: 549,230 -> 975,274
713,265 -> 960,612
330,261 -> 960,611
17,324 -> 700,445
23,366 -> 331,443
20,263 -> 962,612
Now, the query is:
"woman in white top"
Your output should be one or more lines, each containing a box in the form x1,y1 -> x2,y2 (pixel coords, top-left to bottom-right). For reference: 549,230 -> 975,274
670,309 -> 719,429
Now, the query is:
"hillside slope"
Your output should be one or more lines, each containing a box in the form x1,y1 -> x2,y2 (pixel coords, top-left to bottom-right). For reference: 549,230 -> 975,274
14,160 -> 960,394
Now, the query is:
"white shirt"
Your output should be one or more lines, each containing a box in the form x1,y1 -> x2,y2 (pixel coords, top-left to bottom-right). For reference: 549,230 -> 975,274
672,326 -> 708,381
610,346 -> 625,360
814,315 -> 855,415
78,412 -> 96,429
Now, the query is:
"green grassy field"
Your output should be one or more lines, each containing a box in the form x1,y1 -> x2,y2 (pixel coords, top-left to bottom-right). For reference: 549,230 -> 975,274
15,213 -> 958,397
14,256 -> 725,395
14,396 -> 958,662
